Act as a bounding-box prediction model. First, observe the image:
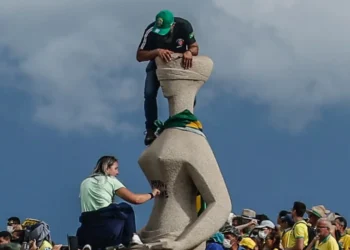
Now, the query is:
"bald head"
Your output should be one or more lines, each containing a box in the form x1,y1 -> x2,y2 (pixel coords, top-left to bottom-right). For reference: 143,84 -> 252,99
317,218 -> 332,239
317,218 -> 332,228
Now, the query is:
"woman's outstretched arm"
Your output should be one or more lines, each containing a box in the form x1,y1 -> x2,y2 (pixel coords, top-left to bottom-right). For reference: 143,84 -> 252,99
116,187 -> 160,205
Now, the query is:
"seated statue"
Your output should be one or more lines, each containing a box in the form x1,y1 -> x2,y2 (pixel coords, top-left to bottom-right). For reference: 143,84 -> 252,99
136,54 -> 232,250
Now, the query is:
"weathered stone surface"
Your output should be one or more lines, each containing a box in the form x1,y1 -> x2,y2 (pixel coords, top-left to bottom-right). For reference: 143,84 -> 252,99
138,53 -> 232,250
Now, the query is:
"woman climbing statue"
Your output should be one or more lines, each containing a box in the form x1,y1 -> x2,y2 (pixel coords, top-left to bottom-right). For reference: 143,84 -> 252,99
76,155 -> 161,249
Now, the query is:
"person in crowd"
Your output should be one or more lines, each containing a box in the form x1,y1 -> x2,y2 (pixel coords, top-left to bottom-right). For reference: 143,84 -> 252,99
257,215 -> 271,223
305,218 -> 339,250
136,9 -> 199,146
227,213 -> 257,236
77,155 -> 161,249
6,218 -> 21,234
306,205 -> 329,227
206,232 -> 225,250
233,217 -> 243,227
239,209 -> 258,237
240,237 -> 257,250
0,232 -> 11,245
10,230 -> 24,246
280,214 -> 295,248
334,217 -> 350,250
264,232 -> 282,250
251,237 -> 263,250
277,211 -> 291,232
28,239 -> 53,250
254,220 -> 276,241
238,220 -> 259,235
306,205 -> 329,243
25,221 -> 53,250
0,231 -> 20,250
221,226 -> 244,250
285,201 -> 309,250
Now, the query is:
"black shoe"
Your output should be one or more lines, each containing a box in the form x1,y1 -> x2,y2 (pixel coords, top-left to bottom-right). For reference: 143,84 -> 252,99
144,129 -> 156,146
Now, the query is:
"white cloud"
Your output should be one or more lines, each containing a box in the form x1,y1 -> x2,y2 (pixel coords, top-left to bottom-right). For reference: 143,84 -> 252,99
0,0 -> 349,133
205,0 -> 350,131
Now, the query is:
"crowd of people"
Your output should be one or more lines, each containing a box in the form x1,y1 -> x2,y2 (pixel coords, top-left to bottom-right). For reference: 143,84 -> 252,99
0,217 -> 65,250
2,157 -> 350,250
206,202 -> 350,250
1,201 -> 349,250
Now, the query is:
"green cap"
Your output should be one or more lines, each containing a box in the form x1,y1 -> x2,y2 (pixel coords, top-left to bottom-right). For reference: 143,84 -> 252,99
152,10 -> 174,36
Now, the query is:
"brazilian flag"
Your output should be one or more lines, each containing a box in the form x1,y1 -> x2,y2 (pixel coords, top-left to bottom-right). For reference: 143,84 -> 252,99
196,194 -> 207,216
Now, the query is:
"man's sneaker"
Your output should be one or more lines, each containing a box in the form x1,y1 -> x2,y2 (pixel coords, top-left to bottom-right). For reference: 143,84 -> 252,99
129,233 -> 144,246
144,129 -> 156,146
82,245 -> 92,250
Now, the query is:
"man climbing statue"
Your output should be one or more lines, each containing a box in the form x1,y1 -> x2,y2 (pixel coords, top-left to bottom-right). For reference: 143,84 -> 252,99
136,10 -> 199,146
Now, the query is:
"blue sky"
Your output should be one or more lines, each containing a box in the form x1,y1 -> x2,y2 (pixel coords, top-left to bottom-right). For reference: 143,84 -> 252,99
1,0 -> 350,244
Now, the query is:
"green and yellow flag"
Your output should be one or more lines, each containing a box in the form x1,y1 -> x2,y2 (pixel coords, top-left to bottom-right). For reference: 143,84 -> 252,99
196,194 -> 207,216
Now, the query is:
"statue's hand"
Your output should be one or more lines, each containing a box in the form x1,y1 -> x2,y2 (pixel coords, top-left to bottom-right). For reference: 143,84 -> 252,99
150,239 -> 182,250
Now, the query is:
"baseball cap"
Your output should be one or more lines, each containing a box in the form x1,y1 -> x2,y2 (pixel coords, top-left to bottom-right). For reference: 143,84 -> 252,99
281,214 -> 294,225
240,237 -> 257,250
221,225 -> 241,237
254,220 -> 275,229
152,10 -> 174,36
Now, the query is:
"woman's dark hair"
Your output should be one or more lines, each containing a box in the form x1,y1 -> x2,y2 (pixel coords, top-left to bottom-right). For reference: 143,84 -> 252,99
266,231 -> 281,250
336,217 -> 347,229
92,156 -> 118,175
281,214 -> 295,228
233,217 -> 243,226
252,237 -> 263,250
278,210 -> 290,218
256,214 -> 270,222
7,217 -> 20,224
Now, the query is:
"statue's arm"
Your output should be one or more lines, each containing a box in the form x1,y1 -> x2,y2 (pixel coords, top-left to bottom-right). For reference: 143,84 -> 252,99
176,157 -> 232,249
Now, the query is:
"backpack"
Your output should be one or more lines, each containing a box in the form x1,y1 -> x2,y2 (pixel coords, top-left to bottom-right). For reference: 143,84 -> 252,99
22,219 -> 52,248
292,220 -> 316,250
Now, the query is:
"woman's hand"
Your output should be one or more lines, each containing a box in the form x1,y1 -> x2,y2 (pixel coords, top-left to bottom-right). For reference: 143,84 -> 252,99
152,188 -> 161,197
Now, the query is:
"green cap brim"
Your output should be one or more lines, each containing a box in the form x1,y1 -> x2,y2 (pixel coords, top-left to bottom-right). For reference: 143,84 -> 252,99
152,26 -> 171,36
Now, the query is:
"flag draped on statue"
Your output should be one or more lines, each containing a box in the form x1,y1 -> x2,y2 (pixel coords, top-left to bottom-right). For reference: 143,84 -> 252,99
196,194 -> 207,216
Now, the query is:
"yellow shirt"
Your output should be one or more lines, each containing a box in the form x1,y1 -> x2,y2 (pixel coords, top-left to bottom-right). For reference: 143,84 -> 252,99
39,240 -> 52,250
339,234 -> 350,250
314,235 -> 339,250
282,228 -> 292,248
287,220 -> 309,248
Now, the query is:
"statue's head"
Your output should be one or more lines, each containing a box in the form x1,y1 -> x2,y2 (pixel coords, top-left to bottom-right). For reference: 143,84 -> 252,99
155,54 -> 214,98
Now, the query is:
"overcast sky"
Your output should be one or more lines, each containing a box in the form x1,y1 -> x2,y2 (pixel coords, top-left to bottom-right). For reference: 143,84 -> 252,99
1,0 -> 349,244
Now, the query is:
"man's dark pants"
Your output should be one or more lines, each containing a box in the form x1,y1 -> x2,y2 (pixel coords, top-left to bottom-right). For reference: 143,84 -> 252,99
144,60 -> 159,131
144,60 -> 196,131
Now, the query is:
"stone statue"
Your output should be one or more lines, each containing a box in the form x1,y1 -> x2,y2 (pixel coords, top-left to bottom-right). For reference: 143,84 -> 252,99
136,54 -> 232,250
